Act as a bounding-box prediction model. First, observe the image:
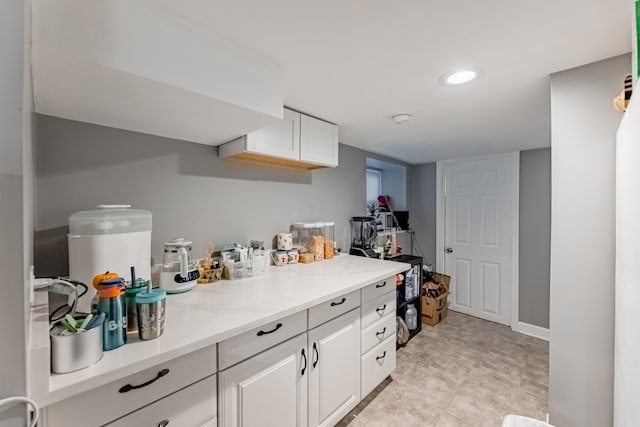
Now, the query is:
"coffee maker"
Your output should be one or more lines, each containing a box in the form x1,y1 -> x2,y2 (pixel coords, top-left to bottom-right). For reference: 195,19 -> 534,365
349,216 -> 378,258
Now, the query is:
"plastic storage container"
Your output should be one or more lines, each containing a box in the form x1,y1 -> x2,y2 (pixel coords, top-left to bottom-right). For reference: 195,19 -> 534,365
311,222 -> 325,261
323,221 -> 335,259
291,222 -> 314,254
68,205 -> 152,313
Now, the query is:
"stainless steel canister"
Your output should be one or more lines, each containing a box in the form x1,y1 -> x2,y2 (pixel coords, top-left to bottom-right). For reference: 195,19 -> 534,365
50,324 -> 103,373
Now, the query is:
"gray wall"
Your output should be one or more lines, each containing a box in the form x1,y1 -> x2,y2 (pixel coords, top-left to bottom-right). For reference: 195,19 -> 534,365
549,54 -> 629,427
35,115 -> 409,275
519,148 -> 551,328
0,0 -> 31,425
409,163 -> 436,268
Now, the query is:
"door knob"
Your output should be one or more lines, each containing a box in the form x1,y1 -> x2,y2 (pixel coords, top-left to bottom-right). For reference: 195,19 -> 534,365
445,247 -> 453,254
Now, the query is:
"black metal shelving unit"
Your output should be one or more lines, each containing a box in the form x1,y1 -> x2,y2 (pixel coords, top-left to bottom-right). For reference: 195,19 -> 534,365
388,254 -> 423,347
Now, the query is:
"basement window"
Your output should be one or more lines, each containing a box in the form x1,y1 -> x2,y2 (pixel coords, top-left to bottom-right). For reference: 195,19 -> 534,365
366,168 -> 382,204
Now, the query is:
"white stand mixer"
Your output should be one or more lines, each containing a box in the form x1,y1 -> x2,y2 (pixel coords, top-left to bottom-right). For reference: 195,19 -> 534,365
159,238 -> 200,293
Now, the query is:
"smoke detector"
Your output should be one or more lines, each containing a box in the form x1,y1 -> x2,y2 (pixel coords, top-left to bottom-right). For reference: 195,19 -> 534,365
391,113 -> 411,124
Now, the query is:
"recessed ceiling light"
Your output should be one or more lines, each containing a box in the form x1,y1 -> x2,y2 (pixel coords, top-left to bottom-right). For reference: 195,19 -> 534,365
447,70 -> 476,85
438,67 -> 483,87
391,113 -> 411,124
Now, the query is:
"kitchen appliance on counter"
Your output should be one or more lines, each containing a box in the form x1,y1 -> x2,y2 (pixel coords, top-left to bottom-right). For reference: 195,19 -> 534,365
68,205 -> 152,313
349,216 -> 378,258
159,238 -> 200,293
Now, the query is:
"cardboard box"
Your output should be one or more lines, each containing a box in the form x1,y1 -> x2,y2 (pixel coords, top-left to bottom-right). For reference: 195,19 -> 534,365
423,272 -> 451,294
421,291 -> 448,326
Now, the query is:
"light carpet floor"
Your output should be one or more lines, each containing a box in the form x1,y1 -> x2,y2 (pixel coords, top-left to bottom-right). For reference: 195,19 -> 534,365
337,311 -> 549,427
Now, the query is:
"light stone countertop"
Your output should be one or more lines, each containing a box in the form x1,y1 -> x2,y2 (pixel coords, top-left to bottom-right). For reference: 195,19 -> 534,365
33,254 -> 409,407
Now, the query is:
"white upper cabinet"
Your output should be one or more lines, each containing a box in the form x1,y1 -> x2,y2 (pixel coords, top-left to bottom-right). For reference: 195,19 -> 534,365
247,108 -> 301,161
219,108 -> 339,170
31,0 -> 284,145
300,115 -> 339,167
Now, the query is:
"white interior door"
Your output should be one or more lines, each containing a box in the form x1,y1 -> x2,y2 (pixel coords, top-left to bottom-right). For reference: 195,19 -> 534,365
443,154 -> 516,326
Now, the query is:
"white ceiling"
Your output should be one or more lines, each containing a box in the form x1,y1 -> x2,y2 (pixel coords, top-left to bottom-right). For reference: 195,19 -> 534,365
151,0 -> 632,164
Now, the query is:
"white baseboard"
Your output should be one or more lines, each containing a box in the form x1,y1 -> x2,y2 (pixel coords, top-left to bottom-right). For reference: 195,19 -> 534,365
516,321 -> 549,341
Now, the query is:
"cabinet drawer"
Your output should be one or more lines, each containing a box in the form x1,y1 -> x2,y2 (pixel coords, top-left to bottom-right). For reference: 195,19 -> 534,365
46,345 -> 217,427
308,290 -> 360,329
361,313 -> 396,355
361,291 -> 396,329
361,335 -> 396,398
218,310 -> 307,370
361,276 -> 394,303
106,375 -> 217,427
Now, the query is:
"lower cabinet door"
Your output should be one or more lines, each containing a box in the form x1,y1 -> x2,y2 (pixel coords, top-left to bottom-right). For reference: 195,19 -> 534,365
308,308 -> 361,427
218,333 -> 308,427
361,335 -> 396,398
106,375 -> 217,427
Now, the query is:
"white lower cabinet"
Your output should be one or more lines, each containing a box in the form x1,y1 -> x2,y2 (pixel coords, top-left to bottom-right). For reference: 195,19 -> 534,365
218,333 -> 308,427
106,375 -> 217,427
43,345 -> 217,427
308,308 -> 361,427
360,335 -> 396,398
359,280 -> 397,399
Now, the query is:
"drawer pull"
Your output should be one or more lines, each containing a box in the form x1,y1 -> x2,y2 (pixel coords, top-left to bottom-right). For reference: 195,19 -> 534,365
375,327 -> 387,338
375,281 -> 387,288
119,368 -> 170,393
257,323 -> 283,336
158,420 -> 169,427
301,348 -> 307,376
312,342 -> 319,368
376,351 -> 387,361
376,304 -> 387,314
330,297 -> 346,307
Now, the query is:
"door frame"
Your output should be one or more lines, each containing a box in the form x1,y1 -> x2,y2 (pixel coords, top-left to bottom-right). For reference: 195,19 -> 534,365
435,152 -> 520,331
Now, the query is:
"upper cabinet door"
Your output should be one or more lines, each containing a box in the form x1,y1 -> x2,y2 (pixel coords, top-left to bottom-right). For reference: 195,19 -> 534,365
248,108 -> 301,161
299,115 -> 339,167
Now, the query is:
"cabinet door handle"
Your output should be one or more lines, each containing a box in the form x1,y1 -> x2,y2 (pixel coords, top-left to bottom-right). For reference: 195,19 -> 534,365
330,297 -> 346,307
376,304 -> 387,314
376,281 -> 387,288
158,420 -> 169,427
376,351 -> 387,361
312,342 -> 319,368
118,369 -> 170,393
257,323 -> 283,336
375,327 -> 387,338
301,348 -> 307,376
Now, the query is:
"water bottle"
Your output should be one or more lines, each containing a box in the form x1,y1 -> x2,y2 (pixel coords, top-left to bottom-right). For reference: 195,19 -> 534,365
97,278 -> 127,351
405,304 -> 418,330
405,271 -> 415,300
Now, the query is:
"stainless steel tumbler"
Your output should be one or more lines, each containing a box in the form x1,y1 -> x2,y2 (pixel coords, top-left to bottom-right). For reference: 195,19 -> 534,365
135,285 -> 167,340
